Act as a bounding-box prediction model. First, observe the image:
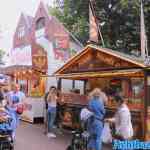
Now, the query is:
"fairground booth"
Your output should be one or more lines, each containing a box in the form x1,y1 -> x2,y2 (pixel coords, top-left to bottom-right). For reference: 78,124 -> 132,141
0,63 -> 46,123
54,44 -> 150,141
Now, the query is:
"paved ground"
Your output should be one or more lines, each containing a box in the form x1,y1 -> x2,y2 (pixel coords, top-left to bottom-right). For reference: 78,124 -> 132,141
15,122 -> 111,150
15,122 -> 70,150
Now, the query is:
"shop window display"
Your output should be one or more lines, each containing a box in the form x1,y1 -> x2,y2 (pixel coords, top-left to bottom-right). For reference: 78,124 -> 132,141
29,77 -> 45,97
129,78 -> 144,108
106,78 -> 144,110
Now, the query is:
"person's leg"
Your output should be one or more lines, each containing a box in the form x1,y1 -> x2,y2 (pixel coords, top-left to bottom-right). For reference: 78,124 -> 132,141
47,110 -> 51,133
87,120 -> 96,150
49,110 -> 56,131
9,109 -> 18,140
44,109 -> 48,134
47,109 -> 57,138
95,122 -> 103,150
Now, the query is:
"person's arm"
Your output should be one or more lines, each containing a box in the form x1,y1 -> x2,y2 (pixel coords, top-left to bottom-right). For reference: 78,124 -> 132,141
102,92 -> 108,105
105,117 -> 115,123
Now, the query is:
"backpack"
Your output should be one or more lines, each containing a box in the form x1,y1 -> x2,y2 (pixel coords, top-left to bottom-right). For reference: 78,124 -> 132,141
16,104 -> 24,115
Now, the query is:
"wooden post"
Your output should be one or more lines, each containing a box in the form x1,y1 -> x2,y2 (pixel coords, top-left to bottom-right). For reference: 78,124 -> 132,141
144,70 -> 150,140
57,78 -> 62,91
84,80 -> 88,95
72,80 -> 75,89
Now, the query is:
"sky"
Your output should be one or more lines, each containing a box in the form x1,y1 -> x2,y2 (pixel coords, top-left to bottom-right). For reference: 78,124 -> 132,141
0,0 -> 53,54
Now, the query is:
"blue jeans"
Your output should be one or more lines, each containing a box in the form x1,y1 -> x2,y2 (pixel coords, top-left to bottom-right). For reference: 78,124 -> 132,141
88,119 -> 103,150
47,107 -> 56,133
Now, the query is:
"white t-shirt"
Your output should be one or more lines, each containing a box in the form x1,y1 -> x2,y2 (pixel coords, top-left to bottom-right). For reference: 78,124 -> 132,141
48,100 -> 57,107
114,104 -> 133,139
47,95 -> 57,108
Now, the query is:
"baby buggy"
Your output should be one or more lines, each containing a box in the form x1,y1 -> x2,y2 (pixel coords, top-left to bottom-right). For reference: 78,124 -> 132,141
0,107 -> 14,150
66,125 -> 90,150
66,108 -> 93,150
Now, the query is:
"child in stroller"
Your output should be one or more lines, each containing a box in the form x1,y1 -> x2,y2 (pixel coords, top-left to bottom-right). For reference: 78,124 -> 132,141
66,121 -> 90,150
0,100 -> 14,150
66,108 -> 93,150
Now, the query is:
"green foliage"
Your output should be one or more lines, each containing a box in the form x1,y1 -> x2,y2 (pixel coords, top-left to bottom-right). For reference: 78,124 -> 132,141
49,0 -> 89,44
50,0 -> 150,54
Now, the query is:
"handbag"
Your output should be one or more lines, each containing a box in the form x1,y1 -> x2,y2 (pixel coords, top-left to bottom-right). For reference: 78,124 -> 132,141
16,104 -> 24,115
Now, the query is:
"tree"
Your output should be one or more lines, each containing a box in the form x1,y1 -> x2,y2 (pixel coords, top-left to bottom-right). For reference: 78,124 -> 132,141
50,0 -> 150,54
50,0 -> 89,44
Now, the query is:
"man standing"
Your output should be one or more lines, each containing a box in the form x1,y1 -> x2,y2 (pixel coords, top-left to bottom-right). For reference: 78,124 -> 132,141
7,83 -> 26,139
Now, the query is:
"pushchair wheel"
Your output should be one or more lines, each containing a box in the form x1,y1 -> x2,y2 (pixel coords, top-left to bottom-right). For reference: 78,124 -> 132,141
10,144 -> 14,150
66,145 -> 72,150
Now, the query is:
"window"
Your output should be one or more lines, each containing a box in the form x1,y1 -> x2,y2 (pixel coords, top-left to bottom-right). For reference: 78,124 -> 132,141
18,26 -> 25,38
36,17 -> 45,30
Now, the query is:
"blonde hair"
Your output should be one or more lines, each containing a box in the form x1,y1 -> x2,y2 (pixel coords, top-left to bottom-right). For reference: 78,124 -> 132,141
89,88 -> 102,98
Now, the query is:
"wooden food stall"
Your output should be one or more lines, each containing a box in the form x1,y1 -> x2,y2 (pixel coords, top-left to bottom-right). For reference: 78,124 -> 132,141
54,44 -> 150,140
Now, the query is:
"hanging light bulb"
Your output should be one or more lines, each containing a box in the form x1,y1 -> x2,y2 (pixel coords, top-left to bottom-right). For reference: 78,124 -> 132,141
29,70 -> 32,73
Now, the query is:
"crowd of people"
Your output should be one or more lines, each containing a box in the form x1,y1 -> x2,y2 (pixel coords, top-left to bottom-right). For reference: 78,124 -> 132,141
43,86 -> 133,150
84,88 -> 133,150
0,83 -> 133,150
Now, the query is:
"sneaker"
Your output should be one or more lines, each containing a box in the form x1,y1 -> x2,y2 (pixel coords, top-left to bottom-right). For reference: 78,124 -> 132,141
47,133 -> 56,138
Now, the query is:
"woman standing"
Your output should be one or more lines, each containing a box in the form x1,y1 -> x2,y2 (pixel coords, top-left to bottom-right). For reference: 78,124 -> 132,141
87,88 -> 106,150
47,86 -> 58,138
105,95 -> 133,140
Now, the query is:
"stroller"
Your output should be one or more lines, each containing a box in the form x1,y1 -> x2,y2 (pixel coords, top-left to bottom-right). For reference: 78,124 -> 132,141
66,108 -> 92,150
66,123 -> 90,150
0,107 -> 14,150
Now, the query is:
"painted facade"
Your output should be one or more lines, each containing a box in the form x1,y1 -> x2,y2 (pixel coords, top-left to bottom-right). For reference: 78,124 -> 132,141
11,1 -> 83,92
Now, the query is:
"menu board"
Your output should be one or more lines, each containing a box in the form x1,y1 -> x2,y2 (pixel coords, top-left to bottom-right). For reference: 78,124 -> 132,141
60,93 -> 88,106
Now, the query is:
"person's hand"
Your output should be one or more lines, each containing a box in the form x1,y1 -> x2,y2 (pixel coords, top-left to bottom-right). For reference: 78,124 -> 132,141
104,118 -> 112,123
104,118 -> 109,122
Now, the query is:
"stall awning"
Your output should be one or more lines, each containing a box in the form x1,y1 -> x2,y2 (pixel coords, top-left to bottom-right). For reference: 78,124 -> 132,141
54,69 -> 144,80
0,65 -> 32,76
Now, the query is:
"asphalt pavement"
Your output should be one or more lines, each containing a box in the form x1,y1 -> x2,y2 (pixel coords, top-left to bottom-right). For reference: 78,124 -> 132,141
15,122 -> 112,150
